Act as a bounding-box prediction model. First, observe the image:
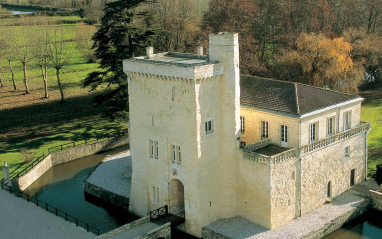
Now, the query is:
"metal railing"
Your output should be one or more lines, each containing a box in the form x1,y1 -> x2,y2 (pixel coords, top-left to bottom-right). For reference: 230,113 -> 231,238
0,182 -> 100,235
150,205 -> 168,221
0,129 -> 129,236
5,129 -> 128,181
242,121 -> 371,165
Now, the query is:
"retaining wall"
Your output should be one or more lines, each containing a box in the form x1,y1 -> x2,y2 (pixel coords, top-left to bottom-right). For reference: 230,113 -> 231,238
18,155 -> 52,190
84,181 -> 129,209
18,135 -> 129,191
96,216 -> 171,239
370,188 -> 382,211
51,135 -> 129,165
139,222 -> 171,239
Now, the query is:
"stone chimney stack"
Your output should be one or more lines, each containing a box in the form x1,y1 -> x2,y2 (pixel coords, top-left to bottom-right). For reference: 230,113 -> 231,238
146,47 -> 154,59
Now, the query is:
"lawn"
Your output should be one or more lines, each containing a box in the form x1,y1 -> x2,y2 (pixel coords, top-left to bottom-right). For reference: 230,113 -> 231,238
0,16 -> 127,179
360,89 -> 382,177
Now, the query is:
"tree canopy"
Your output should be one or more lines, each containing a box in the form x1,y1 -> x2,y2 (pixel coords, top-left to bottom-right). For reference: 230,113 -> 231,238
83,0 -> 162,120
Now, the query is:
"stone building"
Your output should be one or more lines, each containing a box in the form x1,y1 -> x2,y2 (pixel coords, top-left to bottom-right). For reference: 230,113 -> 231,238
123,32 -> 371,238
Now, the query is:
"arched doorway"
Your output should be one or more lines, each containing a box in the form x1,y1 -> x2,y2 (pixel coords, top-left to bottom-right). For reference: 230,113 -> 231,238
169,179 -> 185,214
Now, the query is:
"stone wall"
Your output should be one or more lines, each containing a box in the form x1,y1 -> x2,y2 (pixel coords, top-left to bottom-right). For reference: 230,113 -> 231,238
51,135 -> 129,165
18,155 -> 52,191
96,216 -> 171,239
370,189 -> 382,211
300,133 -> 367,215
84,181 -> 129,209
139,223 -> 171,239
18,135 -> 128,191
96,216 -> 149,238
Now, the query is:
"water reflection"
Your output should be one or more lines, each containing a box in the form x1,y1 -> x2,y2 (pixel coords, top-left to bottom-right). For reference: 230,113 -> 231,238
23,145 -> 137,234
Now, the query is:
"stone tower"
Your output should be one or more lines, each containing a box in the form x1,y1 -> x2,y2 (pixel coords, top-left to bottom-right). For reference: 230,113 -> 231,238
123,33 -> 240,237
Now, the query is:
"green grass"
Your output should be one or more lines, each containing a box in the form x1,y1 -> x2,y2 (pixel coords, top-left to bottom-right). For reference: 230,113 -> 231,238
360,89 -> 382,177
0,16 -> 126,179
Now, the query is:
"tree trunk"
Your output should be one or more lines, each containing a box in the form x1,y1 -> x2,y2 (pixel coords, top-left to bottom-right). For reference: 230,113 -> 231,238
40,65 -> 48,98
56,68 -> 64,103
23,62 -> 30,94
0,74 -> 4,88
8,60 -> 16,91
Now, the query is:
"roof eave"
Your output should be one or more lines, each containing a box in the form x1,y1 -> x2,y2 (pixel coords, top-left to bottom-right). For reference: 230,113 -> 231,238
299,97 -> 364,119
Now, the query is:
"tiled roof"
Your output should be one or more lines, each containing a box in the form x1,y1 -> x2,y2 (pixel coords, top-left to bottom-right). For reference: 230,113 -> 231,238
240,75 -> 361,116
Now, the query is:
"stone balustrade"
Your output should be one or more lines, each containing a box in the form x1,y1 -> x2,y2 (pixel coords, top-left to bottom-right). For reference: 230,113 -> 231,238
242,121 -> 371,165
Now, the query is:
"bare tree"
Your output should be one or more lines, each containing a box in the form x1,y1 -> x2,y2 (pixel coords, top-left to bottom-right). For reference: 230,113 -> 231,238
49,26 -> 74,103
0,31 -> 17,91
34,16 -> 53,98
12,17 -> 36,94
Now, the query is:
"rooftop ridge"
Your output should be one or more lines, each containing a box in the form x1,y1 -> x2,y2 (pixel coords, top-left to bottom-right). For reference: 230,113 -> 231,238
241,74 -> 360,98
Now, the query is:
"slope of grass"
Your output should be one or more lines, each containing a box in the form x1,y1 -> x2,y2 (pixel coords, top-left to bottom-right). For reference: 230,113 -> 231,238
0,17 -> 126,179
360,89 -> 382,177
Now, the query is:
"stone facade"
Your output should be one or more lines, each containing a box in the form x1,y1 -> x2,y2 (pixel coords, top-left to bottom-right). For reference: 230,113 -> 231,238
123,32 -> 370,238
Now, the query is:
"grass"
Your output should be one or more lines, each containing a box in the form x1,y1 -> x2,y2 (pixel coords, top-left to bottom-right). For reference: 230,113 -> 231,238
360,89 -> 382,177
0,16 -> 127,179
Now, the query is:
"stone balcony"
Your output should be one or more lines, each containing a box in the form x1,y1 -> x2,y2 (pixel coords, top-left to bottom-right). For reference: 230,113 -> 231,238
241,121 -> 371,165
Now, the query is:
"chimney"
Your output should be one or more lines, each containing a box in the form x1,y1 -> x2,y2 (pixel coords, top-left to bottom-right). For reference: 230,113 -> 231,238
146,47 -> 154,59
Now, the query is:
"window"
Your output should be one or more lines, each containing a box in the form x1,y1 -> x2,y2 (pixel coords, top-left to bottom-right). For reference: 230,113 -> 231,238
310,122 -> 318,142
327,117 -> 334,136
345,146 -> 350,157
240,141 -> 246,147
240,116 -> 245,134
149,139 -> 158,159
327,181 -> 332,198
281,125 -> 288,143
261,121 -> 269,139
344,111 -> 351,130
171,145 -> 181,164
205,119 -> 214,134
171,87 -> 175,101
152,186 -> 159,203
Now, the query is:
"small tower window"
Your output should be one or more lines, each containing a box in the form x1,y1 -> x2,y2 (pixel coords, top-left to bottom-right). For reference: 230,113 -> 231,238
205,119 -> 214,134
149,139 -> 158,159
172,86 -> 175,101
327,181 -> 332,198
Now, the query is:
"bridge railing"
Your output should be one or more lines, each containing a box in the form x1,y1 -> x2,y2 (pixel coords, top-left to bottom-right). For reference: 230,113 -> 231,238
150,205 -> 168,221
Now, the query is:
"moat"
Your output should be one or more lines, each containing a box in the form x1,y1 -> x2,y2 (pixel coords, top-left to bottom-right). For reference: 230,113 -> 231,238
23,146 -> 138,234
19,146 -> 382,238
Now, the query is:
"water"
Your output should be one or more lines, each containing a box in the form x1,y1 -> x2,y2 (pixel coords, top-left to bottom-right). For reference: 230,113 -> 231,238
323,209 -> 382,239
23,146 -> 138,234
10,10 -> 34,15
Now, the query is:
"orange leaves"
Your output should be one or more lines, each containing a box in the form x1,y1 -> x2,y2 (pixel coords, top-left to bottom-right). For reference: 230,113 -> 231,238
278,32 -> 361,93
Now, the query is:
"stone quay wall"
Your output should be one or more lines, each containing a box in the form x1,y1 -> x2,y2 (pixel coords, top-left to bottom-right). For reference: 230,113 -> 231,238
51,135 -> 129,165
370,187 -> 382,211
18,135 -> 129,191
84,181 -> 129,209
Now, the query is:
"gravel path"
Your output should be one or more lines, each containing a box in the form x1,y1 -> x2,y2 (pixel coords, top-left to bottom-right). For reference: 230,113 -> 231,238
205,179 -> 379,239
86,151 -> 131,198
0,189 -> 94,239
